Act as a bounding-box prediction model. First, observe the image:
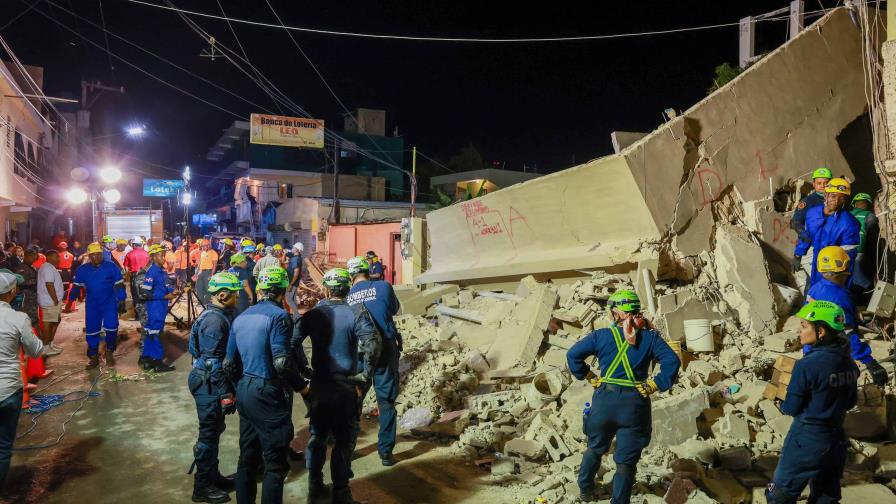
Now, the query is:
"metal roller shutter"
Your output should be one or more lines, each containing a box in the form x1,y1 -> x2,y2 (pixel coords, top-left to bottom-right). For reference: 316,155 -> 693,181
106,214 -> 152,240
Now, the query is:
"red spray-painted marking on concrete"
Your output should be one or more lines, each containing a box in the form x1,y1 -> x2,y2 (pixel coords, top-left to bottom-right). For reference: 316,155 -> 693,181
507,206 -> 532,238
757,150 -> 779,180
772,216 -> 798,246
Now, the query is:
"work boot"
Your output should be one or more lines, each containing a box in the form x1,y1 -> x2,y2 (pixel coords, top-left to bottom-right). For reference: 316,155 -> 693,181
307,480 -> 329,504
85,355 -> 100,370
138,356 -> 148,369
150,359 -> 176,373
213,473 -> 235,492
331,487 -> 362,504
380,453 -> 396,467
192,485 -> 230,503
105,349 -> 115,367
578,488 -> 598,503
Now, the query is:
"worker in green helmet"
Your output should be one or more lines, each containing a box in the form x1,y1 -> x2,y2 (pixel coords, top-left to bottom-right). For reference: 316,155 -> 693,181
567,290 -> 680,503
849,192 -> 878,303
791,168 -> 834,287
767,301 -> 858,504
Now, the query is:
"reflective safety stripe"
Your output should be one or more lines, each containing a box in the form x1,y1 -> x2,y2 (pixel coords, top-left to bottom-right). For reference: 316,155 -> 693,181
596,326 -> 639,387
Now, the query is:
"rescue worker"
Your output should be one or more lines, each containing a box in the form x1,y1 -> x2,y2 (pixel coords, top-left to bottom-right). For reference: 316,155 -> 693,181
252,246 -> 279,278
175,241 -> 191,289
224,266 -> 307,504
766,301 -> 858,504
58,242 -> 76,313
345,256 -> 400,466
218,238 -> 236,272
241,245 -> 258,304
197,240 -> 219,305
73,242 -> 125,369
102,235 -> 119,266
125,236 -> 151,323
188,272 -> 242,504
111,239 -> 129,268
138,245 -> 178,372
805,246 -> 888,386
791,167 -> 832,237
226,253 -> 252,316
849,192 -> 879,303
285,242 -> 304,315
365,251 -> 385,281
297,268 -> 378,504
566,290 -> 680,503
792,177 -> 860,288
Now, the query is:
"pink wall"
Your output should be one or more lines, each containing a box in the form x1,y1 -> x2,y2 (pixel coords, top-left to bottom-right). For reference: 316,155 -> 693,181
327,222 -> 402,283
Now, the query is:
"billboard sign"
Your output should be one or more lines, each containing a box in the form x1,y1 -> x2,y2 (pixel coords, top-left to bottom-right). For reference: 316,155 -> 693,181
250,113 -> 325,149
143,179 -> 184,198
192,213 -> 217,225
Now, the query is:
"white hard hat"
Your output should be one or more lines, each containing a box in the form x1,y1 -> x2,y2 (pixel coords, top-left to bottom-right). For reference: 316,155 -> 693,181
0,272 -> 18,294
292,242 -> 304,252
132,236 -> 144,244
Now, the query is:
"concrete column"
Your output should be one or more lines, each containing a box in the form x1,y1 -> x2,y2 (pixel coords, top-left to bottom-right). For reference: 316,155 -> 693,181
739,17 -> 756,68
789,1 -> 805,40
401,217 -> 424,286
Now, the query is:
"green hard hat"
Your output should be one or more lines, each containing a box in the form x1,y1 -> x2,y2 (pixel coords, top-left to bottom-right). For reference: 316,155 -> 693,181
102,235 -> 114,243
323,268 -> 352,289
796,300 -> 845,332
852,192 -> 873,204
346,256 -> 369,276
230,253 -> 247,266
0,269 -> 24,285
208,272 -> 242,293
812,167 -> 833,180
257,266 -> 289,290
608,290 -> 641,313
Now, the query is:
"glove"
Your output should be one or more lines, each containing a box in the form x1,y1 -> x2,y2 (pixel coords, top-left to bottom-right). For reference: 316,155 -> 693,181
867,360 -> 889,386
791,255 -> 803,273
220,393 -> 236,415
636,379 -> 658,398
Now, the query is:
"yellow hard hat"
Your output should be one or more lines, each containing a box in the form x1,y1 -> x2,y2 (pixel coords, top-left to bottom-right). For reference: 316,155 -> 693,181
148,244 -> 166,255
223,238 -> 234,246
115,238 -> 128,245
817,246 -> 850,273
824,177 -> 851,196
273,244 -> 283,251
87,242 -> 103,254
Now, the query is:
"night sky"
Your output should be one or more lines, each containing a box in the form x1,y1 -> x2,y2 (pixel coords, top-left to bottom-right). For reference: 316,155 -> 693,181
2,0 -> 840,191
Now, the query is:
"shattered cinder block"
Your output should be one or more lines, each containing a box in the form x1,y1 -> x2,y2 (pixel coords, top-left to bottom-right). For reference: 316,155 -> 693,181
763,332 -> 797,353
504,438 -> 545,460
713,224 -> 779,337
718,348 -> 743,374
650,387 -> 710,448
414,409 -> 470,437
486,283 -> 558,371
467,390 -> 524,417
524,413 -> 571,462
737,380 -> 769,411
711,412 -> 750,443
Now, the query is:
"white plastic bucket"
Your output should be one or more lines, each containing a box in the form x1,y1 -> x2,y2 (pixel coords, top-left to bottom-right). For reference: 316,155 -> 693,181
683,319 -> 715,352
525,372 -> 564,409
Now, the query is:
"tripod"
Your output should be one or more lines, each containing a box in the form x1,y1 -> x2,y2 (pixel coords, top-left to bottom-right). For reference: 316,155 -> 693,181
169,284 -> 204,329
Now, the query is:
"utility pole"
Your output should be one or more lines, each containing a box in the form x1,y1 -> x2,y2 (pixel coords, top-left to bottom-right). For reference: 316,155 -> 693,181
333,138 -> 341,223
410,146 -> 417,218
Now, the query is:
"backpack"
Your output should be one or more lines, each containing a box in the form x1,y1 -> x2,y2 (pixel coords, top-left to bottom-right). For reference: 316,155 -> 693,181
132,266 -> 151,302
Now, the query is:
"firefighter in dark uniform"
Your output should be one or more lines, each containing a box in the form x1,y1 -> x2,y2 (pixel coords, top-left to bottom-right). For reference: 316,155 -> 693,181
297,268 -> 378,504
188,272 -> 242,503
767,301 -> 859,503
224,266 -> 307,504
566,290 -> 680,503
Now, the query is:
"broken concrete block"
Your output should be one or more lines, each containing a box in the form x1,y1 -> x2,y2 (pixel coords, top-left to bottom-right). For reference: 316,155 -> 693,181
718,348 -> 743,374
845,385 -> 888,439
758,400 -> 782,421
738,380 -> 769,411
398,283 -> 459,315
524,413 -> 571,462
504,438 -> 545,460
702,468 -> 751,504
718,446 -> 752,471
465,351 -> 491,374
767,415 -> 793,436
467,390 -> 524,417
515,275 -> 541,298
482,300 -> 515,328
711,412 -> 750,443
714,224 -> 779,337
414,409 -> 470,437
458,289 -> 475,305
663,477 -> 697,504
875,444 -> 896,479
442,292 -> 460,308
650,387 -> 710,448
559,380 -> 594,440
669,438 -> 716,465
763,332 -> 797,353
840,484 -> 896,502
486,285 -> 557,371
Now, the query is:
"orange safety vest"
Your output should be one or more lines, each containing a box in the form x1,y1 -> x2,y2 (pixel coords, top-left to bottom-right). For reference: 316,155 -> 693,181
58,251 -> 74,270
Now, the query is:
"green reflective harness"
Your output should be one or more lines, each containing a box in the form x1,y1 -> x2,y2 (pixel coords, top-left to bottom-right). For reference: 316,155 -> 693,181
596,326 -> 639,387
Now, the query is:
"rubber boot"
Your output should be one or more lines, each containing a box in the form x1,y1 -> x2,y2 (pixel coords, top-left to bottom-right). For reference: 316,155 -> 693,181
105,349 -> 115,367
85,355 -> 100,370
192,485 -> 230,504
307,480 -> 329,504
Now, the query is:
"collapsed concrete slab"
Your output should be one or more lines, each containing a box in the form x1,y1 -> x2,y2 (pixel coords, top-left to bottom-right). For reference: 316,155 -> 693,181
398,284 -> 459,315
650,387 -> 710,448
486,283 -> 557,371
714,224 -> 779,336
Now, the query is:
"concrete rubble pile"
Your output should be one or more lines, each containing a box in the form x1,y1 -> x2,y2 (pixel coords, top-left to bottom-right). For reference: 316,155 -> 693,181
388,251 -> 896,502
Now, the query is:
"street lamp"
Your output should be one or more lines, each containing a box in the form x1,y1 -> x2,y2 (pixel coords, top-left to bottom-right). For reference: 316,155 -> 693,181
103,188 -> 121,204
125,124 -> 147,138
100,165 -> 122,184
66,187 -> 88,204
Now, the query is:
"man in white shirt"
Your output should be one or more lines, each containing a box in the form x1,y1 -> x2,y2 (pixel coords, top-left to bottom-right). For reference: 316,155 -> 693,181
0,271 -> 43,489
37,251 -> 64,357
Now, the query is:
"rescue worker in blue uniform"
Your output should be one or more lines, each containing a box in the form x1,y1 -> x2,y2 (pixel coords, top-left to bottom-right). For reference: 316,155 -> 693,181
139,245 -> 178,373
224,266 -> 307,504
227,253 -> 252,316
804,246 -> 888,386
849,192 -> 879,303
345,256 -> 401,466
297,268 -> 378,504
566,290 -> 680,503
242,245 -> 258,304
365,251 -> 385,281
767,301 -> 859,504
790,167 -> 832,237
73,242 -> 126,369
189,272 -> 242,504
792,177 -> 860,288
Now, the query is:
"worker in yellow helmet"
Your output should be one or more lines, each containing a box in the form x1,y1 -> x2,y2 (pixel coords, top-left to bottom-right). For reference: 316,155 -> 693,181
792,177 -> 861,288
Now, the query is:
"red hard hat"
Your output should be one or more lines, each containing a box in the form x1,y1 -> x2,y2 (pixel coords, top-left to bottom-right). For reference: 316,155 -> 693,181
58,241 -> 68,249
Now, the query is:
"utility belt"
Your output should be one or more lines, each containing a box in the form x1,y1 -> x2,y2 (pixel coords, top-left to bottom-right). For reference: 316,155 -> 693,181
191,357 -> 223,373
599,383 -> 642,394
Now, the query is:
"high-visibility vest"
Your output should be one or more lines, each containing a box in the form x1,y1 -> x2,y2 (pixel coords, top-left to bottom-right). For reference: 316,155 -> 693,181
595,326 -> 640,387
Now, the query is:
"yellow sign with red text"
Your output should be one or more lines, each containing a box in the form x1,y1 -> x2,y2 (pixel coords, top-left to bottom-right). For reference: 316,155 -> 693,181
249,113 -> 325,149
